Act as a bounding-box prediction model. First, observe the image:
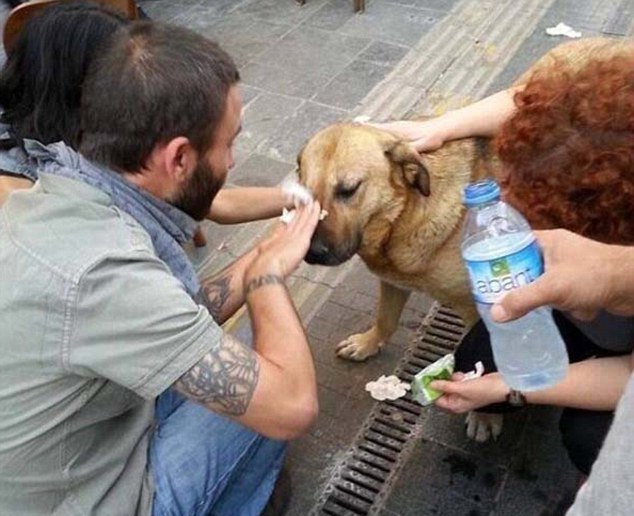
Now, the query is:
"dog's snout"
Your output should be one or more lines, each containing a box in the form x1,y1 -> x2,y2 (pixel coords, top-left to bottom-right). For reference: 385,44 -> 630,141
304,236 -> 330,265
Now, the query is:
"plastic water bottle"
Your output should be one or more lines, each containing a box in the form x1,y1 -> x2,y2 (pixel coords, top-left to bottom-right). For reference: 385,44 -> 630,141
461,179 -> 568,391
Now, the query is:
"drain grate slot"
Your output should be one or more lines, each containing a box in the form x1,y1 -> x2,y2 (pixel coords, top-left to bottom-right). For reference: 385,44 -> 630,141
358,441 -> 398,463
368,422 -> 409,442
363,433 -> 403,454
419,336 -> 459,351
434,312 -> 465,326
373,417 -> 411,435
342,469 -> 384,492
348,461 -> 389,483
314,303 -> 467,515
353,450 -> 394,472
335,482 -> 376,505
410,350 -> 443,363
322,499 -> 366,516
429,321 -> 464,336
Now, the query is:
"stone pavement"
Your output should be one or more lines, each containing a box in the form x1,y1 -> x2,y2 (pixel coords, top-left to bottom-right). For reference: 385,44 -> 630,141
2,0 -> 633,515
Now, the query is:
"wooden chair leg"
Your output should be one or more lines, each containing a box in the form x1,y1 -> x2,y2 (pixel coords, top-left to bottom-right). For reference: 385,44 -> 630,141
353,0 -> 365,13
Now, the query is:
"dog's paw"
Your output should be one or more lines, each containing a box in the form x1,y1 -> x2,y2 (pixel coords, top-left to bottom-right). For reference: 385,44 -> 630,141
465,412 -> 503,443
336,333 -> 381,361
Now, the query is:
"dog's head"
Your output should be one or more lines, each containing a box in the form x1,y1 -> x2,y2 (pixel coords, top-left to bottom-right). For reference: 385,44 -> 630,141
298,123 -> 430,266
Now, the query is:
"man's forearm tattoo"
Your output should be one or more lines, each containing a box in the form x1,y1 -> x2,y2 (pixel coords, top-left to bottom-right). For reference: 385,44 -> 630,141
175,334 -> 259,416
202,273 -> 232,321
244,274 -> 285,295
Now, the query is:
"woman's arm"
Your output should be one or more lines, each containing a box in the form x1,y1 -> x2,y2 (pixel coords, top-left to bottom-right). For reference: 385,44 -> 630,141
432,354 -> 633,413
208,186 -> 291,224
371,86 -> 522,152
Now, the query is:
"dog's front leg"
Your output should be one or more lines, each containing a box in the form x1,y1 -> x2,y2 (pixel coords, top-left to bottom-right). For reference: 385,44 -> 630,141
336,281 -> 410,361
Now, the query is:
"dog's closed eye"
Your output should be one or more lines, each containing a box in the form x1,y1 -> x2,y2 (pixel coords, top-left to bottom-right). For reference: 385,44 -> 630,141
335,181 -> 362,200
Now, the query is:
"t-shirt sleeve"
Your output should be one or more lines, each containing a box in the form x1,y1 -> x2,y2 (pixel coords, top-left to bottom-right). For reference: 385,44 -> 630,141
68,253 -> 224,399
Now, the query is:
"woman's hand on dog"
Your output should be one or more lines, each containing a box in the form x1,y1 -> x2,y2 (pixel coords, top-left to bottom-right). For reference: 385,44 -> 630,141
368,119 -> 449,153
431,372 -> 509,414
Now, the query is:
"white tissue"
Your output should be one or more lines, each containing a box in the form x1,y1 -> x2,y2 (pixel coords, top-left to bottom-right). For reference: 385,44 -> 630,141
280,178 -> 314,206
279,207 -> 328,224
365,375 -> 411,401
353,115 -> 372,123
280,208 -> 296,224
545,22 -> 581,38
461,361 -> 485,381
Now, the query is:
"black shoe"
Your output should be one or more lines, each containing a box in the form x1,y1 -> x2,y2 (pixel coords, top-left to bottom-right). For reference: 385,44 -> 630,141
261,466 -> 292,516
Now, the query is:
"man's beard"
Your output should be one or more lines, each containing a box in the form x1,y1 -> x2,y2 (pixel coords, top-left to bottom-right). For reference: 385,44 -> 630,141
172,159 -> 224,221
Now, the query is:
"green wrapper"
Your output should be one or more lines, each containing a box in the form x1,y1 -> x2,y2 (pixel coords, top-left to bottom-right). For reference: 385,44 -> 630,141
411,354 -> 455,406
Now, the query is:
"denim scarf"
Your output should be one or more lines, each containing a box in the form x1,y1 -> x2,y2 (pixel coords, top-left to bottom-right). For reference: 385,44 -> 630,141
25,140 -> 204,302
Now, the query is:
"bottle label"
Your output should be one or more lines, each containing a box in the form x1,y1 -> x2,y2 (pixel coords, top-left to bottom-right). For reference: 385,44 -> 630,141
465,240 -> 543,304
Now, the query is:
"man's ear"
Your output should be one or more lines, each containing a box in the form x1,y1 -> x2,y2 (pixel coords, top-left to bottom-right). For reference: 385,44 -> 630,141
384,140 -> 431,196
163,136 -> 197,185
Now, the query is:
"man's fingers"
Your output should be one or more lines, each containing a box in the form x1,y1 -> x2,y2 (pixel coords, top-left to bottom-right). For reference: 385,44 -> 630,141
293,201 -> 320,235
491,277 -> 553,322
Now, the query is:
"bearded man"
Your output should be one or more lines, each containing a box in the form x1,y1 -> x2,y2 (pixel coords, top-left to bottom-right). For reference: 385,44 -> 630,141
0,21 -> 320,516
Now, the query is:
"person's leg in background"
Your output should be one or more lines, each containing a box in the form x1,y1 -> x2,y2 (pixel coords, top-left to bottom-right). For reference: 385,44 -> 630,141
456,310 -> 621,476
559,408 -> 614,478
3,0 -> 22,9
150,389 -> 287,516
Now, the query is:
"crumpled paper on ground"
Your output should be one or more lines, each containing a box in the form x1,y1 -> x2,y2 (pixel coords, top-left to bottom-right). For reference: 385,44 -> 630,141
365,375 -> 411,401
545,22 -> 581,38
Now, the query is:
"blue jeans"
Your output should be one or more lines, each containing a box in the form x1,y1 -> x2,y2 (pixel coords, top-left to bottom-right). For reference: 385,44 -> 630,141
149,390 -> 287,516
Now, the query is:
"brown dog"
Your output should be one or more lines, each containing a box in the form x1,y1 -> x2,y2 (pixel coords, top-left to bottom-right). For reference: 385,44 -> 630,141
298,37 -> 633,362
300,124 -> 489,359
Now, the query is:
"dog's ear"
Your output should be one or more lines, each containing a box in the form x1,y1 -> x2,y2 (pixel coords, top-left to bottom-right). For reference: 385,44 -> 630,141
384,141 -> 431,196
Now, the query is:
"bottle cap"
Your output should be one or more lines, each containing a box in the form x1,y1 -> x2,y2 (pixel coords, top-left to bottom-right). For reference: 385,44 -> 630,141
463,179 -> 501,206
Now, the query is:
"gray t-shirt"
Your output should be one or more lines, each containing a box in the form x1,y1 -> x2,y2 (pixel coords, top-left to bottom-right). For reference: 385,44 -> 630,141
565,311 -> 634,353
0,174 -> 222,515
567,372 -> 634,515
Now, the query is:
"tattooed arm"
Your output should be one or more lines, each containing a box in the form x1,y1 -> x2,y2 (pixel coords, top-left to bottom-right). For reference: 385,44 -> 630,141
174,202 -> 321,439
199,246 -> 259,324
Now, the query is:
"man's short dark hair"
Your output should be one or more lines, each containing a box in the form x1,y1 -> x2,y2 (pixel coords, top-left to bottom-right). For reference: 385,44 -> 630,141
80,22 -> 240,172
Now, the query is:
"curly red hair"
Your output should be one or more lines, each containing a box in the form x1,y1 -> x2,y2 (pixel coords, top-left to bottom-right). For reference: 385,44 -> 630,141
495,55 -> 634,244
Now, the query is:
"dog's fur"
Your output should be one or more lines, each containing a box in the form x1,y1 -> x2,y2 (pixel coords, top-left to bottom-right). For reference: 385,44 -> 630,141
298,38 -> 634,441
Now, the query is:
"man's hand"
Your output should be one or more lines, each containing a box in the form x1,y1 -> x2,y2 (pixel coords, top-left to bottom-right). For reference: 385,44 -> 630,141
491,229 -> 634,323
431,373 -> 509,413
245,201 -> 321,284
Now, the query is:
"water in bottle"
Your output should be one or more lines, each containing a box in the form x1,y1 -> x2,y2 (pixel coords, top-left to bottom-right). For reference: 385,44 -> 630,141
461,179 -> 568,391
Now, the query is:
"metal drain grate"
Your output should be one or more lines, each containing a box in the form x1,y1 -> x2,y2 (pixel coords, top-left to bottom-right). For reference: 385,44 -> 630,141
312,303 -> 467,516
